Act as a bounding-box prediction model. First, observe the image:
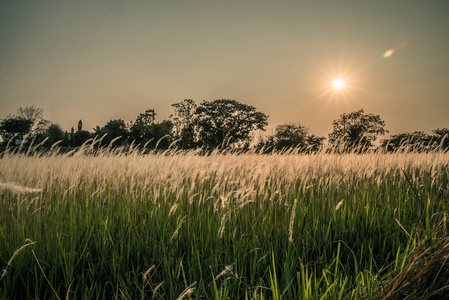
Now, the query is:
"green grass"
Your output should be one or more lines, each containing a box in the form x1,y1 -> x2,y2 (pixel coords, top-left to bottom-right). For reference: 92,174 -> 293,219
1,146 -> 449,299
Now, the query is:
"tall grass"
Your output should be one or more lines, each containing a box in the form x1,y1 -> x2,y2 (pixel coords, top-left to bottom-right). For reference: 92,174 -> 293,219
1,145 -> 448,299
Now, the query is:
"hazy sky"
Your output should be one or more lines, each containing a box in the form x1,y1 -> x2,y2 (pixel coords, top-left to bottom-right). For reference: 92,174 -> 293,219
1,0 -> 448,138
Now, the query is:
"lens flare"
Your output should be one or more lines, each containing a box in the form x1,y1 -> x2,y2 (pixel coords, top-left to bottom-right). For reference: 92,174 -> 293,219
382,49 -> 395,58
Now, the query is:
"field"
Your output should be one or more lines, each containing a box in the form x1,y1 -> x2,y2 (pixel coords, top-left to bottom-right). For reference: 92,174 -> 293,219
1,146 -> 449,299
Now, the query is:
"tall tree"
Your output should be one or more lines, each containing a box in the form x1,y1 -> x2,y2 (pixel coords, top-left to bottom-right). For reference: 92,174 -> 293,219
73,130 -> 92,147
129,109 -> 173,148
42,123 -> 65,147
16,105 -> 49,136
194,99 -> 268,149
256,124 -> 325,153
148,120 -> 174,149
0,117 -> 33,143
328,109 -> 388,151
273,123 -> 308,150
170,99 -> 198,149
0,106 -> 48,143
78,120 -> 83,131
94,119 -> 129,147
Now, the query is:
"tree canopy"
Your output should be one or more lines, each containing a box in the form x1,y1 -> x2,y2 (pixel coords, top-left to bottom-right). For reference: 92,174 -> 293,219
2,104 -> 448,154
170,99 -> 198,149
129,109 -> 173,149
93,119 -> 129,147
15,105 -> 49,136
274,123 -> 309,150
0,117 -> 33,143
0,106 -> 49,143
381,128 -> 449,152
256,123 -> 325,153
328,109 -> 388,151
194,99 -> 268,149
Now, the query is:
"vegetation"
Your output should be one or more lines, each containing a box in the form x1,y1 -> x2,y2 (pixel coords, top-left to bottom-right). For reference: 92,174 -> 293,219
2,104 -> 448,154
256,124 -> 326,152
1,144 -> 449,299
328,109 -> 388,151
194,99 -> 268,150
382,129 -> 449,153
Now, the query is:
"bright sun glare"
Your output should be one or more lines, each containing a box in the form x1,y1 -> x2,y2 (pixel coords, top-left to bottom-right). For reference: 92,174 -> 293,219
333,79 -> 345,90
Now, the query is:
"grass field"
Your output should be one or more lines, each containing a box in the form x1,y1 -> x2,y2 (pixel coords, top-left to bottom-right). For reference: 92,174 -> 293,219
1,145 -> 449,299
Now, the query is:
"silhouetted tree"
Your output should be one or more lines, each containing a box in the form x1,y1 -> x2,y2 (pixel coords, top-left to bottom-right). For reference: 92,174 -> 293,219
148,120 -> 174,149
63,131 -> 71,146
329,109 -> 388,151
0,106 -> 49,144
254,135 -> 276,153
70,127 -> 75,146
170,99 -> 198,149
273,123 -> 308,150
194,99 -> 268,150
42,123 -> 65,147
0,117 -> 33,144
129,109 -> 156,146
382,129 -> 448,152
306,134 -> 326,152
255,124 -> 325,153
78,120 -> 83,131
73,130 -> 92,147
16,105 -> 49,136
94,119 -> 129,147
129,109 -> 173,148
432,128 -> 449,151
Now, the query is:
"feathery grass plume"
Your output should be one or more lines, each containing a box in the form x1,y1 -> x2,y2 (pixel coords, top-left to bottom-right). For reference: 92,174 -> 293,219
142,265 -> 155,288
168,202 -> 178,216
1,239 -> 36,281
171,216 -> 187,241
288,199 -> 297,243
152,281 -> 164,300
218,213 -> 229,239
176,281 -> 197,300
335,199 -> 344,211
214,264 -> 235,281
1,143 -> 449,298
0,182 -> 42,194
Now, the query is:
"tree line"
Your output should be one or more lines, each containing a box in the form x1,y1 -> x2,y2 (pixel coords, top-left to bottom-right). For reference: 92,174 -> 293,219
1,101 -> 448,153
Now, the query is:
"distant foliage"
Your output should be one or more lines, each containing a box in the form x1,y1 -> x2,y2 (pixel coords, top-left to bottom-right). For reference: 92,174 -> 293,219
93,119 -> 129,147
2,104 -> 448,154
329,109 -> 388,151
170,99 -> 198,149
73,130 -> 91,147
0,117 -> 33,142
256,123 -> 325,153
194,99 -> 268,150
42,123 -> 65,147
15,105 -> 49,136
129,109 -> 173,149
0,106 -> 49,143
381,128 -> 449,152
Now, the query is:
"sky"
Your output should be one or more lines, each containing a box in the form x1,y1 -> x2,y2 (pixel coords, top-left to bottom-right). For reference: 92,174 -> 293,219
1,0 -> 449,139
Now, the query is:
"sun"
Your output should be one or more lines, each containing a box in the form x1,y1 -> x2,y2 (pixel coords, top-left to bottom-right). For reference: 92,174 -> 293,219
314,60 -> 361,102
333,78 -> 345,90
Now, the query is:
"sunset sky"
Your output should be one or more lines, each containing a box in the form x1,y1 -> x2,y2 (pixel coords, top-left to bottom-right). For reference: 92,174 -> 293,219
1,0 -> 448,139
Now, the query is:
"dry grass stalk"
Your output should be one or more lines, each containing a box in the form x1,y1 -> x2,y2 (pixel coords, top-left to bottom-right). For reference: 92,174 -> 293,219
176,281 -> 197,300
378,217 -> 449,299
0,240 -> 36,281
